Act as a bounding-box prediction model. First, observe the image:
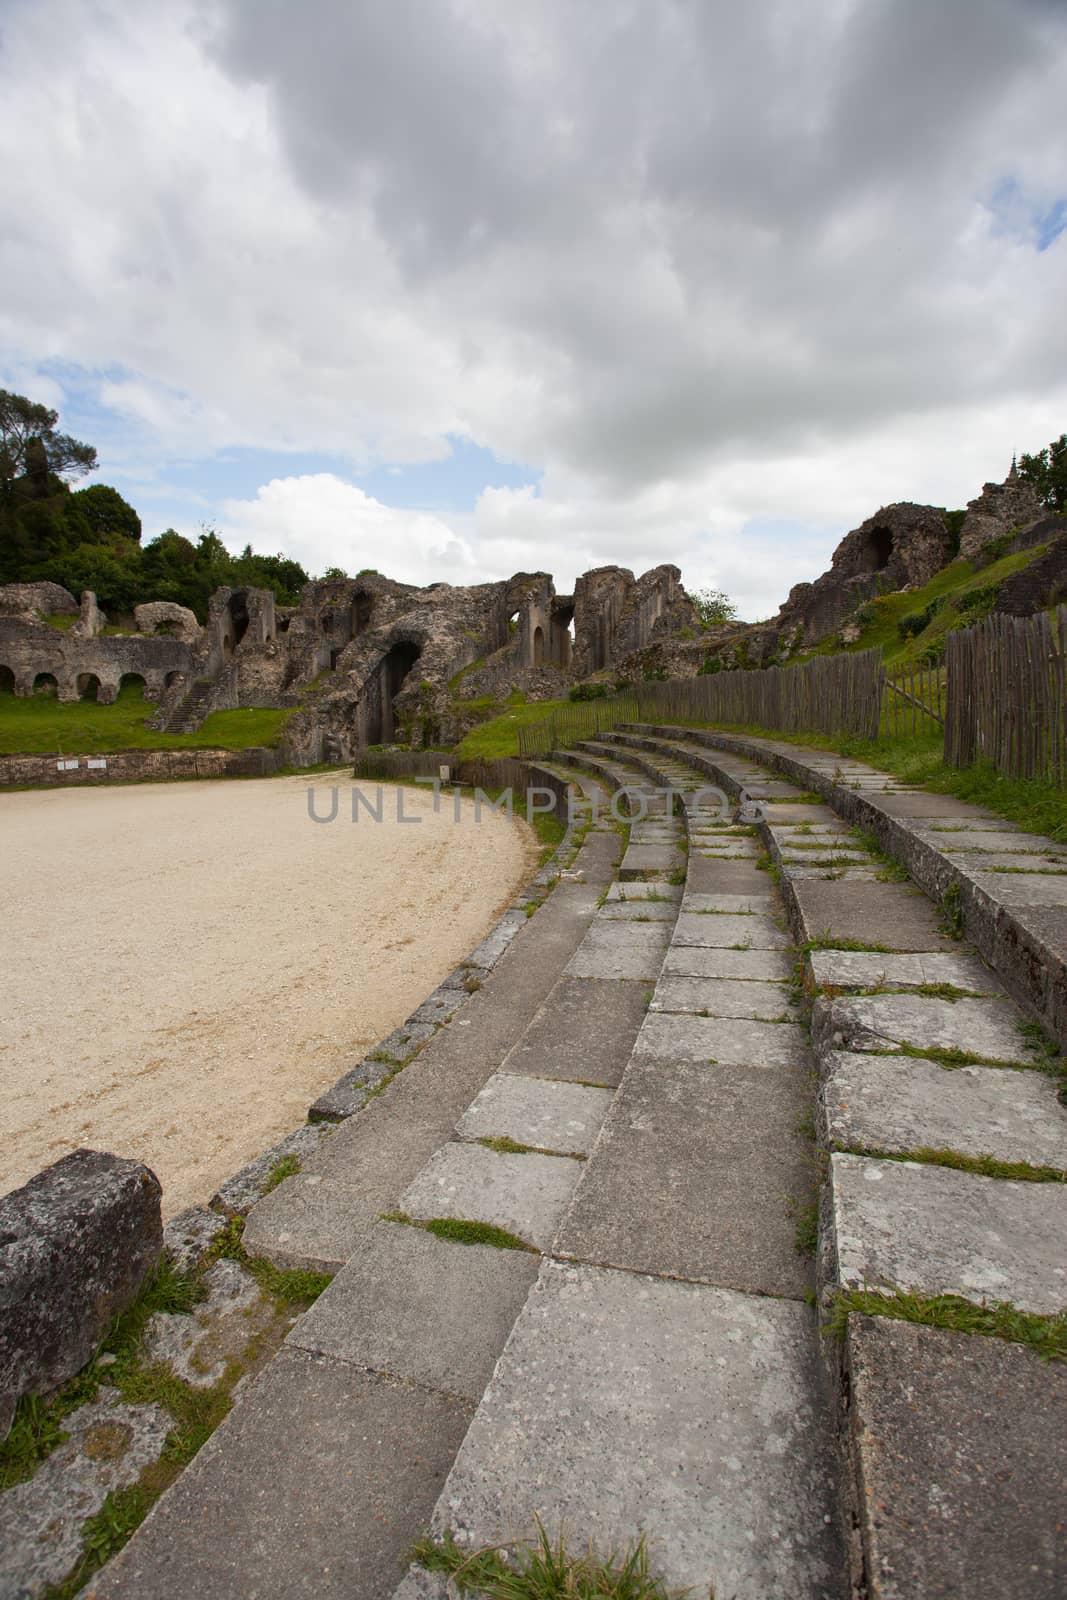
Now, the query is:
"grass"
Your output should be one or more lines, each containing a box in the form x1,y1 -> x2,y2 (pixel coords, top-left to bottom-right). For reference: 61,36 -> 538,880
381,1211 -> 537,1253
845,1143 -> 1065,1183
795,542 -> 1057,669
825,1287 -> 1067,1362
0,684 -> 293,756
455,700 -> 572,761
261,1154 -> 301,1193
411,1520 -> 689,1599
2,1234 -> 329,1598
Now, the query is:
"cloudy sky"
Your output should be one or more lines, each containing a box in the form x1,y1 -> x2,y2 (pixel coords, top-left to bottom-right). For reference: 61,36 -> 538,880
2,0 -> 1066,618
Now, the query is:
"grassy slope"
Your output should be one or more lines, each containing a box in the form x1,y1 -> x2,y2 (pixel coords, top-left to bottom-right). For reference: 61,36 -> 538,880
455,699 -> 571,760
797,539 -> 1060,668
0,687 -> 292,755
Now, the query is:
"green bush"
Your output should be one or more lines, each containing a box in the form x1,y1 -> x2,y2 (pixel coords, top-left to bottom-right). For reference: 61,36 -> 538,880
568,682 -> 610,702
698,653 -> 723,675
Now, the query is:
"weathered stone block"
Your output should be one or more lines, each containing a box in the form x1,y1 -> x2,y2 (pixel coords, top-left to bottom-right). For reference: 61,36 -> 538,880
0,1150 -> 162,1438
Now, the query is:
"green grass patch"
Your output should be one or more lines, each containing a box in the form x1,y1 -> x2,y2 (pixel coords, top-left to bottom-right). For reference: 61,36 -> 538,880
846,1143 -> 1065,1183
412,1519 -> 687,1598
261,1154 -> 301,1194
207,1216 -> 333,1304
0,684 -> 293,756
454,700 -> 571,761
381,1211 -> 537,1253
825,1287 -> 1067,1361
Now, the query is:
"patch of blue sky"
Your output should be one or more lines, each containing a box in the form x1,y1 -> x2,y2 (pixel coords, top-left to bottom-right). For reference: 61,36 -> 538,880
359,435 -> 539,512
986,177 -> 1067,251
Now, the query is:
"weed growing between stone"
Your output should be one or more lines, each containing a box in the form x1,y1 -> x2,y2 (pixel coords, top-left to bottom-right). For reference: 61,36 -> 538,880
476,1136 -> 585,1161
380,1211 -> 538,1253
261,1154 -> 301,1193
825,1288 -> 1067,1362
842,1143 -> 1066,1184
411,1519 -> 692,1598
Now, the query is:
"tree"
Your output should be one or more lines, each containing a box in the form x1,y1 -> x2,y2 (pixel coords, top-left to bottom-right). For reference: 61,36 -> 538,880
1018,433 -> 1067,513
68,483 -> 141,543
0,388 -> 97,494
692,586 -> 739,626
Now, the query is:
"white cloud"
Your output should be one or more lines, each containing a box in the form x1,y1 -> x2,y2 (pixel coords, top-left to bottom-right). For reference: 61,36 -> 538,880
1,0 -> 1066,621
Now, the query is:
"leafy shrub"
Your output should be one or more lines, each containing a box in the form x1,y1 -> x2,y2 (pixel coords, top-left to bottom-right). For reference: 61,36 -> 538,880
568,682 -> 610,701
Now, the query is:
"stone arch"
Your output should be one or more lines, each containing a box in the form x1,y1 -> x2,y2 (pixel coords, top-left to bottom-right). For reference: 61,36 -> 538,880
367,638 -> 423,744
0,664 -> 14,695
33,672 -> 58,696
77,673 -> 101,701
165,670 -> 185,690
532,625 -> 545,667
119,673 -> 148,700
862,525 -> 894,572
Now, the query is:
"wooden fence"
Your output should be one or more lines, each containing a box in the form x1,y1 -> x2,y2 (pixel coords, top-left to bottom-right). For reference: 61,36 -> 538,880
635,650 -> 884,739
883,662 -> 945,738
516,693 -> 641,759
944,605 -> 1067,782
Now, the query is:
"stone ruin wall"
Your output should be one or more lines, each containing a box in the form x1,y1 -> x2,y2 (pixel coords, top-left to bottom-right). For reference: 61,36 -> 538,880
0,561 -> 697,763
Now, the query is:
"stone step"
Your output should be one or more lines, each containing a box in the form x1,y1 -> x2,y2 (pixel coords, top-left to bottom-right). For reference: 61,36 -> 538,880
836,1314 -> 1067,1600
397,1260 -> 844,1600
823,1152 -> 1067,1314
819,1049 -> 1067,1170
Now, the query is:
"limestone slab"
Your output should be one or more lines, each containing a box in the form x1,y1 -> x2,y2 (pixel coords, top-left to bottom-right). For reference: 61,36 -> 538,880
555,1058 -> 812,1297
502,977 -> 647,1087
672,911 -> 791,949
425,1261 -> 843,1599
564,920 -> 671,979
967,871 -> 1067,907
651,976 -> 795,1021
812,993 -> 1033,1066
597,898 -> 677,920
662,944 -> 793,981
88,1350 -> 473,1600
842,1317 -> 1067,1599
604,882 -> 682,901
681,891 -> 775,914
788,880 -> 953,950
820,1050 -> 1067,1169
242,1175 -> 373,1272
287,1222 -> 538,1401
1,1389 -> 171,1597
635,1011 -> 809,1070
806,950 -> 1002,995
827,1153 -> 1067,1313
619,843 -> 682,879
399,1143 -> 581,1251
455,1072 -> 613,1155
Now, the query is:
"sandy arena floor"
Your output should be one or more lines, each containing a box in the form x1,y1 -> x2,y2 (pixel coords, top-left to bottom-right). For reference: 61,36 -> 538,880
0,775 -> 538,1217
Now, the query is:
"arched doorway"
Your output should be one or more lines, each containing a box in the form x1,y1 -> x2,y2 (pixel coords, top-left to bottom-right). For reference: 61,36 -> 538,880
532,625 -> 545,667
119,673 -> 148,700
33,673 -> 58,696
0,664 -> 14,695
165,670 -> 184,690
77,673 -> 101,701
368,640 -> 423,744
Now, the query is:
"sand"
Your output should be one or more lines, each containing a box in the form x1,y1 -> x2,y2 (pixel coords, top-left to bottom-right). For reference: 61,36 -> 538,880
0,775 -> 539,1217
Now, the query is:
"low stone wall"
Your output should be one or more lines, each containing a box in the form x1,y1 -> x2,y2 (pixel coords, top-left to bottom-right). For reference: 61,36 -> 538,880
0,746 -> 278,788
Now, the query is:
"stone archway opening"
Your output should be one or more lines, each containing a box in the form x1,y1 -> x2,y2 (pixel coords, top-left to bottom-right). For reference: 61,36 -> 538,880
0,664 -> 14,695
550,602 -> 575,669
532,625 -> 545,667
77,673 -> 101,702
165,671 -> 184,690
862,525 -> 895,572
119,673 -> 148,701
33,673 -> 58,696
367,639 -> 423,744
